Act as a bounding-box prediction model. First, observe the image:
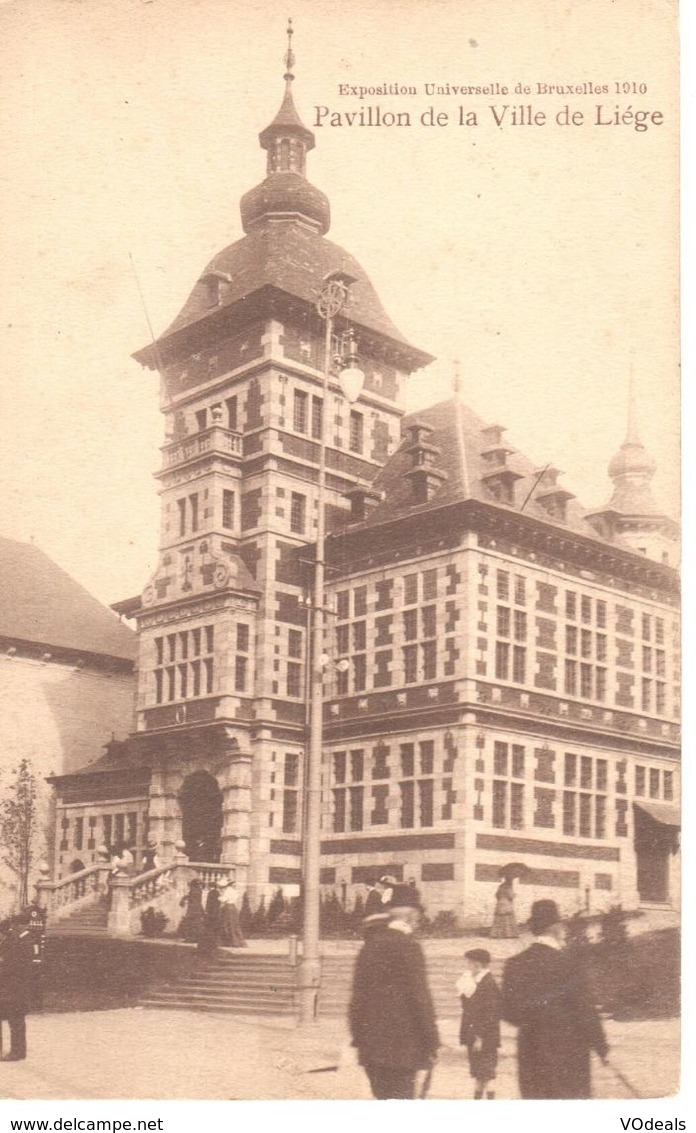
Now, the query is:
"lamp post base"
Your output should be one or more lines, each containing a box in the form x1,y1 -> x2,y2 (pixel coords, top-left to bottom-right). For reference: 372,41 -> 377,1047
296,955 -> 322,1024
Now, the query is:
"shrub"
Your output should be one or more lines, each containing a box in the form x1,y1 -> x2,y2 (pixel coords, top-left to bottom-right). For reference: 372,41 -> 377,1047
564,911 -> 591,952
267,887 -> 286,925
421,910 -> 465,938
239,890 -> 253,935
600,905 -> 630,948
140,907 -> 168,937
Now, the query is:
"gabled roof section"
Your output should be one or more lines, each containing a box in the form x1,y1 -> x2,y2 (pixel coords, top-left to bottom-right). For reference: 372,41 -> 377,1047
0,536 -> 136,663
346,397 -> 630,547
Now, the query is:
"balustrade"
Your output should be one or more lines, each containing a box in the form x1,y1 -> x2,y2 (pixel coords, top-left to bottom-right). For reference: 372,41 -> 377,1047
163,427 -> 242,469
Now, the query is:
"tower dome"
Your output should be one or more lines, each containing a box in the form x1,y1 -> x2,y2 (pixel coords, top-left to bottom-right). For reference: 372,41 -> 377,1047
239,20 -> 330,235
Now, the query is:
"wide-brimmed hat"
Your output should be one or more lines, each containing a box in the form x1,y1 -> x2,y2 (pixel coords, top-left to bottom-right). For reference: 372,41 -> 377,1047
217,877 -> 229,888
465,948 -> 491,966
386,883 -> 423,911
528,899 -> 562,935
380,875 -> 397,886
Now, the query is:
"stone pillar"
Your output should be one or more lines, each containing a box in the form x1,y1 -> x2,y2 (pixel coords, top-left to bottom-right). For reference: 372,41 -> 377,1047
107,875 -> 134,937
220,753 -> 252,887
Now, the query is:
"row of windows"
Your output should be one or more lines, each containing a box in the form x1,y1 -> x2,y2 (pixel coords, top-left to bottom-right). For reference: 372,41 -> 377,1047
335,568 -> 442,620
491,742 -> 674,801
153,623 -> 250,702
292,390 -> 365,455
496,608 -> 668,672
59,811 -> 139,853
173,489 -> 236,536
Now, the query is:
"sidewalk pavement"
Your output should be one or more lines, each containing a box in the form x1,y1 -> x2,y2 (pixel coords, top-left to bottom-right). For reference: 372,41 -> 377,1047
0,1007 -> 679,1101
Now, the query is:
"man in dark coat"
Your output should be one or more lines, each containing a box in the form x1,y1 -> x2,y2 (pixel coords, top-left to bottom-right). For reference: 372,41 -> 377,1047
349,883 -> 439,1099
502,899 -> 609,1098
0,912 -> 37,1061
458,948 -> 502,1098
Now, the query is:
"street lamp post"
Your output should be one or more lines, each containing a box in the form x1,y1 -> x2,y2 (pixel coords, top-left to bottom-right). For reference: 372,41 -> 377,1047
297,270 -> 364,1024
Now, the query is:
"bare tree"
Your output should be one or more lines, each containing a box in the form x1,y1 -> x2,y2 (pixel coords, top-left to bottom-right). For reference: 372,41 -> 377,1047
0,758 -> 39,910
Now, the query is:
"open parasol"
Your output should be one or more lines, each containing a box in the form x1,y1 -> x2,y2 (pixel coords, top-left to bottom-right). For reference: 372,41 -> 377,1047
499,861 -> 530,880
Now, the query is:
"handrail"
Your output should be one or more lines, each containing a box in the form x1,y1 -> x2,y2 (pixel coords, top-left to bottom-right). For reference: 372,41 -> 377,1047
37,863 -> 105,891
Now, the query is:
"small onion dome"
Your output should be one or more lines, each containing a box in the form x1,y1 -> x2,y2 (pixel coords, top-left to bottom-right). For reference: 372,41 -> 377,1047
240,171 -> 330,235
608,438 -> 657,480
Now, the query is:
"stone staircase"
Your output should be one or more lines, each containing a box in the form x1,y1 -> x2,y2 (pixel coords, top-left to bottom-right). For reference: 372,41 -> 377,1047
48,896 -> 110,937
139,949 -> 505,1019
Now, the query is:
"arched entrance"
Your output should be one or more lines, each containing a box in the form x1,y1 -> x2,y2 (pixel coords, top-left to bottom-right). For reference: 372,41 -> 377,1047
180,771 -> 223,863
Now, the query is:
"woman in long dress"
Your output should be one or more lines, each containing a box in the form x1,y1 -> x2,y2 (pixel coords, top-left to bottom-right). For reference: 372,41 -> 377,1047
490,878 -> 518,938
197,883 -> 221,958
218,879 -> 247,947
179,878 -> 204,943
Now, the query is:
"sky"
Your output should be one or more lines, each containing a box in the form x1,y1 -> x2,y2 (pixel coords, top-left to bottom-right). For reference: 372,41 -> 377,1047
0,0 -> 680,607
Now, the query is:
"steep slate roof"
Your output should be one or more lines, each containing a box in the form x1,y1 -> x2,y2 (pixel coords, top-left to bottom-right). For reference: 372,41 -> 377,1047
351,397 -> 622,546
48,740 -> 146,782
0,536 -> 136,662
152,223 -> 423,355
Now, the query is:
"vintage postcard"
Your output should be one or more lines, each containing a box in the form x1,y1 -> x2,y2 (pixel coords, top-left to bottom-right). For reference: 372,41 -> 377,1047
0,0 -> 683,1125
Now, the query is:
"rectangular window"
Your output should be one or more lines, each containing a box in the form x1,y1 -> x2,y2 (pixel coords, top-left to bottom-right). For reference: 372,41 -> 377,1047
511,745 -> 525,779
203,658 -> 214,695
641,678 -> 652,713
494,741 -> 508,776
580,663 -> 593,698
350,749 -> 364,782
514,576 -> 526,605
514,609 -> 527,641
354,586 -> 368,616
422,640 -> 436,680
178,664 -> 188,699
643,646 -> 653,673
565,659 -> 577,696
656,682 -> 666,714
177,498 -> 186,536
336,624 -> 349,654
596,600 -> 607,628
655,650 -> 666,677
565,591 -> 577,620
373,744 -> 390,779
595,796 -> 607,839
596,633 -> 607,661
286,662 -> 302,698
288,628 -> 302,658
74,817 -> 84,851
655,617 -> 665,645
534,787 -> 555,829
595,667 -> 607,702
311,396 -> 323,440
419,740 -> 435,774
403,644 -> 418,683
191,660 -> 201,697
563,791 -> 576,835
642,613 -> 652,641
234,655 -> 247,692
512,646 -> 526,683
400,744 -> 415,777
566,626 -> 578,654
510,783 -> 524,829
403,609 -> 418,641
497,606 -> 511,637
596,760 -> 608,792
349,410 -> 364,454
333,790 -> 346,833
222,489 -> 235,529
371,785 -> 389,825
564,752 -> 577,787
333,752 -> 346,784
495,641 -> 510,680
236,624 -> 249,653
581,629 -> 593,658
663,771 -> 674,801
290,493 -> 306,534
282,791 -> 298,834
400,781 -> 415,828
419,779 -> 434,826
649,768 -> 660,799
353,621 -> 367,651
353,655 -> 367,692
422,605 -> 437,638
497,571 -> 510,601
404,574 -> 418,605
336,591 -> 350,620
581,596 -> 592,623
635,765 -> 646,796
492,781 -> 507,828
189,493 -> 199,533
580,756 -> 592,790
579,794 -> 592,837
293,389 -> 308,433
226,396 -> 238,431
422,570 -> 437,600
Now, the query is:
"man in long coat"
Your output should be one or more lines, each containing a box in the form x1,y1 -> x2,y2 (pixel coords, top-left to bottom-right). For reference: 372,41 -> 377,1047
0,912 -> 37,1061
502,899 -> 609,1098
349,884 -> 439,1099
458,948 -> 502,1098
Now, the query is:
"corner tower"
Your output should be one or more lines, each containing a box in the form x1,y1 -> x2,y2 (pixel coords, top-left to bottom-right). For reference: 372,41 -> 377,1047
130,24 -> 433,902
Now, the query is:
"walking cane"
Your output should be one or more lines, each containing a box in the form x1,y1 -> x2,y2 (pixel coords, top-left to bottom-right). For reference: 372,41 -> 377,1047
603,1057 -> 644,1100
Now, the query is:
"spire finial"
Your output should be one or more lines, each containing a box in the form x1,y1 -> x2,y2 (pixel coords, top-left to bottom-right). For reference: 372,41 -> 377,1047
452,358 -> 462,396
284,18 -> 295,83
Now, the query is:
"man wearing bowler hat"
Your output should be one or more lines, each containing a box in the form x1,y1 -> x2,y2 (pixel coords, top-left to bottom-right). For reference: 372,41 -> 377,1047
349,883 -> 439,1099
502,899 -> 609,1098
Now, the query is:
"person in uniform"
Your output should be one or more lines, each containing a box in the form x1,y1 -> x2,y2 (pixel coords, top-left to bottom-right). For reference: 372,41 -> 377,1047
0,912 -> 37,1061
349,883 -> 439,1099
457,948 -> 502,1098
502,899 -> 609,1098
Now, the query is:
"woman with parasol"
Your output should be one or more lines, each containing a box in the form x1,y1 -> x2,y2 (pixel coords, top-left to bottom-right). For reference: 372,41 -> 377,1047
490,863 -> 528,938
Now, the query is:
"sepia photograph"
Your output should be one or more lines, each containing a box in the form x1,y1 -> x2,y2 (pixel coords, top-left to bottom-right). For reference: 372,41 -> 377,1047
0,0 -> 683,1117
